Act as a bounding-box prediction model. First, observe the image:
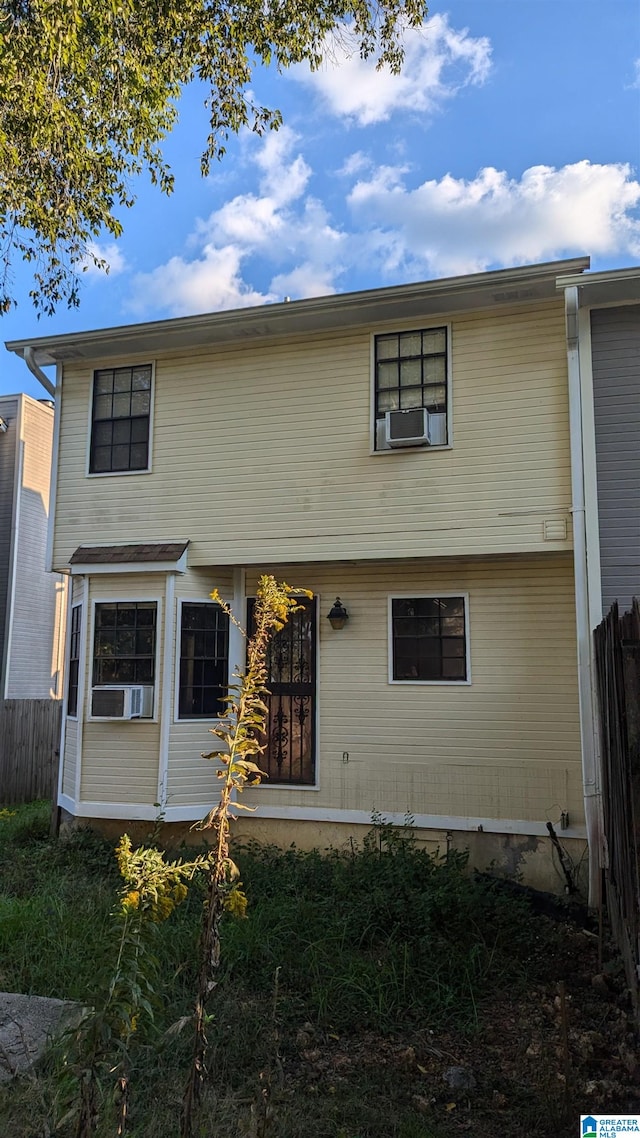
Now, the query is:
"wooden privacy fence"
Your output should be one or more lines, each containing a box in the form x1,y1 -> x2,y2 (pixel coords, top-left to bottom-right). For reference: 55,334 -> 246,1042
0,699 -> 62,804
594,599 -> 640,1015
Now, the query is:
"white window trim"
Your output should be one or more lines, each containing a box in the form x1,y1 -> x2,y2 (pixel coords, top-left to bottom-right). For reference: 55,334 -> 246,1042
387,592 -> 471,686
88,595 -> 162,721
173,596 -> 233,725
65,601 -> 82,721
370,323 -> 453,455
85,360 -> 156,478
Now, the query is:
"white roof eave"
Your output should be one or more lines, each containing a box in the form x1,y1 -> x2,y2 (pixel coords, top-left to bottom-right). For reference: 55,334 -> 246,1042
6,256 -> 590,368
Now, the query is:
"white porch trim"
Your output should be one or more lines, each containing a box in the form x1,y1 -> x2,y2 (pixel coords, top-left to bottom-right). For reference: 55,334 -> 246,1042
55,796 -> 587,839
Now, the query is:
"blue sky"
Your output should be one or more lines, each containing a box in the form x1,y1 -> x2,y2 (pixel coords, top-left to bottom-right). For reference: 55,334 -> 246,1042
2,0 -> 639,397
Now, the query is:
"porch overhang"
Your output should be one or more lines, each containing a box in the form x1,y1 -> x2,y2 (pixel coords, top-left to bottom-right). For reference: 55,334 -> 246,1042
69,541 -> 189,575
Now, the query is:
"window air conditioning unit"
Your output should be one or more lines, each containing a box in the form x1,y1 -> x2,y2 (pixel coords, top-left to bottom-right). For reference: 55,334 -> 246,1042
384,407 -> 431,448
91,685 -> 153,720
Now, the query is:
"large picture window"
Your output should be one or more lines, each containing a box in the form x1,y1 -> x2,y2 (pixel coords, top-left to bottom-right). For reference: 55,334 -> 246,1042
178,602 -> 229,718
67,604 -> 81,717
390,596 -> 468,683
374,327 -> 448,449
92,602 -> 157,687
89,364 -> 152,474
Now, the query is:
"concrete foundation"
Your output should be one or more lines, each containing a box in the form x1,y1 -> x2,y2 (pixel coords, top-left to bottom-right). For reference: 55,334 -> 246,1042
59,810 -> 588,898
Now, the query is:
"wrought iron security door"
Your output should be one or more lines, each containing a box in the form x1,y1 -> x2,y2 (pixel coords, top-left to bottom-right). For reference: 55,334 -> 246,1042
247,596 -> 317,785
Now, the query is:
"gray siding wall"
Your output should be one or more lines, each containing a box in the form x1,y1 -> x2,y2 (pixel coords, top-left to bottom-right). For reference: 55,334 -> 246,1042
0,397 -> 19,686
591,305 -> 640,612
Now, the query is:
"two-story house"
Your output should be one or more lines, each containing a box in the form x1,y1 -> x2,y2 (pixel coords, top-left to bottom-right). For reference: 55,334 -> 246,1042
0,393 -> 66,700
7,258 -> 592,893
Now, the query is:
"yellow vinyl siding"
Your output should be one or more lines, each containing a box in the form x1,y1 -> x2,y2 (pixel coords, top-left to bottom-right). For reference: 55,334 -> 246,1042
62,723 -> 76,798
79,573 -> 164,805
52,301 -> 572,569
246,557 -> 582,824
166,722 -> 224,807
164,554 -> 582,827
81,722 -> 159,803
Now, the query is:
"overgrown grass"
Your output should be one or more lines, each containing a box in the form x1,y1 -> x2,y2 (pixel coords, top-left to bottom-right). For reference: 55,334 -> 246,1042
0,803 -> 558,1137
223,826 -> 536,1033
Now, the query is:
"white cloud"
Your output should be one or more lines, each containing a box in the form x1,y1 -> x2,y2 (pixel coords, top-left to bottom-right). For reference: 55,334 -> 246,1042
631,58 -> 640,88
337,152 -> 372,178
130,128 -> 345,316
270,263 -> 338,300
348,160 -> 640,276
289,13 -> 492,125
254,128 -> 312,202
82,242 -> 127,278
130,245 -> 274,316
129,136 -> 640,318
198,126 -> 314,252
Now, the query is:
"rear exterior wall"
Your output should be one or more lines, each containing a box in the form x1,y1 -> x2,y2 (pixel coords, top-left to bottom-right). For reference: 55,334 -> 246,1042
52,300 -> 573,569
62,554 -> 583,834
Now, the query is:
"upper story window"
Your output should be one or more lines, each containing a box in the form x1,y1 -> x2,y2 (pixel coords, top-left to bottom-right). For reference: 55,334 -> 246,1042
67,604 -> 81,717
389,595 -> 469,684
89,364 -> 152,474
178,602 -> 229,719
374,328 -> 449,451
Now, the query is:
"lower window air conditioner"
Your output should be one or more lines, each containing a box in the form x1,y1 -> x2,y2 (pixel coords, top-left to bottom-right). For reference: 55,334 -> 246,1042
91,685 -> 153,719
384,407 -> 431,448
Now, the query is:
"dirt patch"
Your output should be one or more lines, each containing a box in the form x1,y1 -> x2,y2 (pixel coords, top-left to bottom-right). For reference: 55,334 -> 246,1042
277,922 -> 640,1137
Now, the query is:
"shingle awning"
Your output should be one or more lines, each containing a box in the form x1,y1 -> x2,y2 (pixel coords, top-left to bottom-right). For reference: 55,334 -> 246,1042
69,541 -> 189,574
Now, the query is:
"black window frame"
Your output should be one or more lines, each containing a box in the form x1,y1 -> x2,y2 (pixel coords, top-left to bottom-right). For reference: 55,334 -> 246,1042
374,326 -> 448,449
390,595 -> 469,684
92,601 -> 157,698
89,363 -> 152,474
67,604 -> 82,718
177,601 -> 230,720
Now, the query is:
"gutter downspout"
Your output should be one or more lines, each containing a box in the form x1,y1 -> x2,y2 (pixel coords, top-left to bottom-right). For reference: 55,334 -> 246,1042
23,346 -> 56,398
565,284 -> 602,909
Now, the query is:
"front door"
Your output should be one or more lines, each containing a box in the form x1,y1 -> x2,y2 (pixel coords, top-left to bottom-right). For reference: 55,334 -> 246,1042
247,595 -> 317,785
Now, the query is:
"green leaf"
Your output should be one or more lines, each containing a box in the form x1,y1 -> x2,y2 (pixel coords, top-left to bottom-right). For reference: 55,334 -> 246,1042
0,0 -> 427,310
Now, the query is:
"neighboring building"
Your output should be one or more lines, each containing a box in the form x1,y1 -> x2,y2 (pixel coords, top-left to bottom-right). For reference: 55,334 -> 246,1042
555,268 -> 640,907
558,267 -> 640,622
0,393 -> 66,700
7,258 -> 594,892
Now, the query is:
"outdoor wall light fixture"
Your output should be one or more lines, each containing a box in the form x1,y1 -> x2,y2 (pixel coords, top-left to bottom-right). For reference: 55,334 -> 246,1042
0,419 -> 7,433
327,597 -> 349,630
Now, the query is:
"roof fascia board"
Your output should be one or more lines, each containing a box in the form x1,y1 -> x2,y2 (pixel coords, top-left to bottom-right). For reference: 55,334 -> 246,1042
70,557 -> 187,575
557,266 -> 640,308
557,266 -> 640,288
6,257 -> 590,368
